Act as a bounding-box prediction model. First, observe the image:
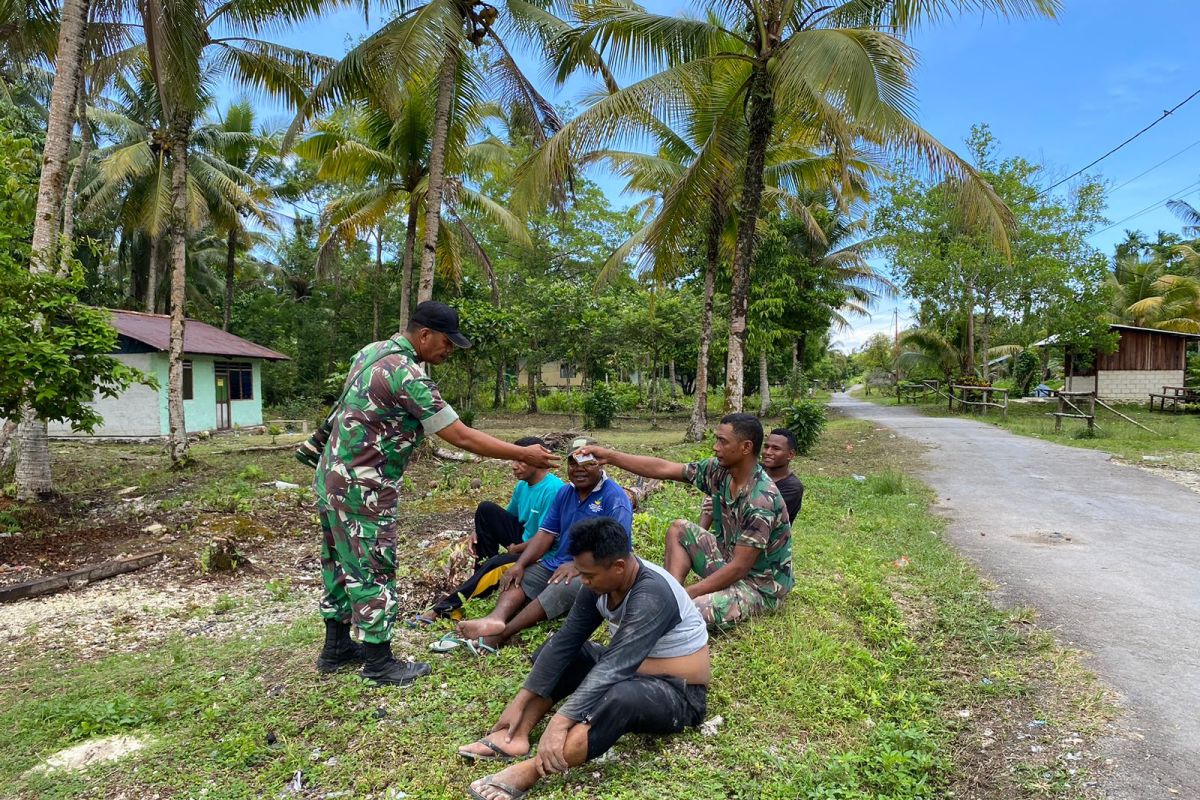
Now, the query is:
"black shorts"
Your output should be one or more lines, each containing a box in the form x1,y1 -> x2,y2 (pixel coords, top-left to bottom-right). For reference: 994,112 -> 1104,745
534,641 -> 708,760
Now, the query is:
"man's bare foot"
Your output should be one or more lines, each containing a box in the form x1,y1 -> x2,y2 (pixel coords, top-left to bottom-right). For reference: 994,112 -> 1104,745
467,763 -> 537,800
457,616 -> 506,640
457,733 -> 531,760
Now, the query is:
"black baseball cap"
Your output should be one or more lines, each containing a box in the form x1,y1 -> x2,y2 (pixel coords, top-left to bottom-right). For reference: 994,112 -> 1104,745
410,301 -> 472,348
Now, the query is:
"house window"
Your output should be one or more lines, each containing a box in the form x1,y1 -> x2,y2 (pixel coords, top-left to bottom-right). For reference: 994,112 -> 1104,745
559,362 -> 577,380
215,362 -> 254,400
183,361 -> 193,400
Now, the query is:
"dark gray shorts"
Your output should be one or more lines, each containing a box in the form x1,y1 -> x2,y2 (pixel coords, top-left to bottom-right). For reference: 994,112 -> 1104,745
521,562 -> 582,619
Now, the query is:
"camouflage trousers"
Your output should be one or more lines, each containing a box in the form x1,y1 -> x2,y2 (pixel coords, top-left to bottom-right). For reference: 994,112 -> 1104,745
319,504 -> 399,644
679,521 -> 767,630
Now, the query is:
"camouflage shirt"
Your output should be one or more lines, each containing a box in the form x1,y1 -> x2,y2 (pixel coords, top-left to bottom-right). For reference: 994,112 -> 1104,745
314,335 -> 458,518
684,458 -> 793,606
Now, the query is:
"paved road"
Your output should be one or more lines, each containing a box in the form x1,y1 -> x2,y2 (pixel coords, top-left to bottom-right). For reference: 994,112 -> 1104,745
832,393 -> 1200,799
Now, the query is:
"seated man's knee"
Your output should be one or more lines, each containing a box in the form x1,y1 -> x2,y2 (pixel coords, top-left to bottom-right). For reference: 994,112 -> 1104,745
667,519 -> 689,543
537,582 -> 581,620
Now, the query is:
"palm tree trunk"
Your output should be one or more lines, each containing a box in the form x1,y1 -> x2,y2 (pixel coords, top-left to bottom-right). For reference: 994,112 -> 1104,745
964,276 -> 976,376
223,227 -> 236,331
399,200 -> 417,330
372,227 -> 383,340
145,233 -> 162,312
649,353 -> 659,428
758,350 -> 770,417
685,212 -> 720,441
418,50 -> 458,304
668,358 -> 677,399
60,75 -> 93,268
526,360 -> 538,414
725,63 -> 775,412
17,0 -> 90,500
493,361 -> 504,408
29,0 -> 89,269
0,420 -> 16,475
166,128 -> 191,466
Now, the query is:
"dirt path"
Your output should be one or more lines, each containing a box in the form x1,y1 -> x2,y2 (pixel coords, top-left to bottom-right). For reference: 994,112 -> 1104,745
833,393 -> 1199,799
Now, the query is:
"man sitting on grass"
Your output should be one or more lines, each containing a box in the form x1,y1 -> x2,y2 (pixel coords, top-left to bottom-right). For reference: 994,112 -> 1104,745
700,426 -> 804,528
578,413 -> 792,629
415,437 -> 565,624
459,516 -> 710,799
454,438 -> 633,651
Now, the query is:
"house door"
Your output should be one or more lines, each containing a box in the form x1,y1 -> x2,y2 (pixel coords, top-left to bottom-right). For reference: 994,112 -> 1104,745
215,374 -> 232,430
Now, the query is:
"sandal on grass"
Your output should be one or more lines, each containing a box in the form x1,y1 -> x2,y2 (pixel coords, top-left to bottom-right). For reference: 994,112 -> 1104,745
403,612 -> 437,629
457,738 -> 518,763
429,633 -> 463,653
467,776 -> 529,800
464,637 -> 498,657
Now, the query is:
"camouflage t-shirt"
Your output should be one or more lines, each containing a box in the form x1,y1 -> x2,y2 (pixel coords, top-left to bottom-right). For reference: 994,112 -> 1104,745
314,335 -> 458,518
683,458 -> 793,606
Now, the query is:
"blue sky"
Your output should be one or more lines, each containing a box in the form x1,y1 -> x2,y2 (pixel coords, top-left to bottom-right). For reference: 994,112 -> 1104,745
245,1 -> 1200,350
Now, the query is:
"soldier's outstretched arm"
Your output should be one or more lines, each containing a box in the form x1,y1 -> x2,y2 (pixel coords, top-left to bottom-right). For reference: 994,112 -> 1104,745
438,420 -> 559,469
576,446 -> 687,482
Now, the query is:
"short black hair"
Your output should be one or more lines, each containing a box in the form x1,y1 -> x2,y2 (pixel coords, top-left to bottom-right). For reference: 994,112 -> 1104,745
769,428 -> 798,452
720,412 -> 764,455
567,517 -> 631,564
514,436 -> 545,448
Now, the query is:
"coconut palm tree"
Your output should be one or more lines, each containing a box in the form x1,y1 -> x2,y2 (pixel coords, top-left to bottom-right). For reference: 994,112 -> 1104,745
295,81 -> 531,334
287,0 -> 603,314
83,64 -> 271,313
533,0 -> 1055,410
137,0 -> 339,465
1108,254 -> 1200,333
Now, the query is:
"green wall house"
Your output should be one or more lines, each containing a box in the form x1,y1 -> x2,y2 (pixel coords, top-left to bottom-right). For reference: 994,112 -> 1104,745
47,309 -> 289,438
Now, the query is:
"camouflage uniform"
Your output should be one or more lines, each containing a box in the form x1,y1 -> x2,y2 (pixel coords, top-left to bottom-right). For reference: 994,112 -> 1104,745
314,335 -> 458,643
681,459 -> 793,629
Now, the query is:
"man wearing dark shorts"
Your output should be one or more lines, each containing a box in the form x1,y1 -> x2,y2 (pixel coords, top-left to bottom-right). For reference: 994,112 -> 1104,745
459,517 -> 710,800
417,437 -> 565,622
456,438 -> 633,649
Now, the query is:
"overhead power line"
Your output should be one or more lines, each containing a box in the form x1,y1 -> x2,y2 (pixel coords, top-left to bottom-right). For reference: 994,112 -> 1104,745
1109,136 -> 1200,194
1042,87 -> 1200,196
1087,178 -> 1200,239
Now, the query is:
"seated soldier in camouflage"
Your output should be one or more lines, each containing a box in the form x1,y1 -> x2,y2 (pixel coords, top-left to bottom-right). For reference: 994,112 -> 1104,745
577,413 -> 792,629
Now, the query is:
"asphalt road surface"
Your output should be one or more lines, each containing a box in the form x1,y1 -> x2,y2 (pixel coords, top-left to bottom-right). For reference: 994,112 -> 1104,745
833,392 -> 1200,799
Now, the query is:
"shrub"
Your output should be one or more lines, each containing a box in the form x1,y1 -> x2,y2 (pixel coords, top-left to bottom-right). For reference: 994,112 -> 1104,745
539,390 -> 585,414
583,382 -> 619,428
782,400 -> 826,456
459,408 -> 476,427
609,381 -> 643,411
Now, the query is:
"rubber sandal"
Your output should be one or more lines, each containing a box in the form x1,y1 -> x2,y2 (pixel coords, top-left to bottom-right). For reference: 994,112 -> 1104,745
429,633 -> 463,653
467,776 -> 529,800
403,614 -> 437,629
464,637 -> 498,657
457,738 -> 517,763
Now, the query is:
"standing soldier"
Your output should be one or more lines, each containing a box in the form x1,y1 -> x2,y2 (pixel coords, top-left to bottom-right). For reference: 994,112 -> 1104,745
313,301 -> 558,686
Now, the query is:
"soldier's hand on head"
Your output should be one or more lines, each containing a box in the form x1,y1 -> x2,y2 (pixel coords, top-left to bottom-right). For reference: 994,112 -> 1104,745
574,445 -> 611,464
523,444 -> 559,469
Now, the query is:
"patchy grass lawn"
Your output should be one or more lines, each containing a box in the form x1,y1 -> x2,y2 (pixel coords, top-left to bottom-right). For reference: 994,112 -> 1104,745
854,389 -> 1200,470
0,416 -> 1112,799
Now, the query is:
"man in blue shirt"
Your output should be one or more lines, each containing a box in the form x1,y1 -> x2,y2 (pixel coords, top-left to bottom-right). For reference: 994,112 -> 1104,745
416,437 -> 565,623
457,438 -> 633,651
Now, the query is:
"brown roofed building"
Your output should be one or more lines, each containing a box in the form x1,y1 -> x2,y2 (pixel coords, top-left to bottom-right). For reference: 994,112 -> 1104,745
47,309 -> 290,438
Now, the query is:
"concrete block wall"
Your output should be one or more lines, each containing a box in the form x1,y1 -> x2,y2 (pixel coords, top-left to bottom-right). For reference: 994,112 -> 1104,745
1096,369 -> 1183,402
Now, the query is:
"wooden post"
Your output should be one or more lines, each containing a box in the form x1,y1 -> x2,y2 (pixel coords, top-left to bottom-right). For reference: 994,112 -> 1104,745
1055,393 -> 1063,432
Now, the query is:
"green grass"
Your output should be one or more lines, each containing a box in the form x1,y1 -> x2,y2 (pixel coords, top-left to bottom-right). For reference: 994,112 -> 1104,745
858,389 -> 1200,466
0,418 -> 1110,799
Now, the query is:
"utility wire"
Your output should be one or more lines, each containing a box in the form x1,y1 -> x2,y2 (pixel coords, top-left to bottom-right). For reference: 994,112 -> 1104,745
1109,136 -> 1200,194
1042,87 -> 1200,196
1087,178 -> 1200,239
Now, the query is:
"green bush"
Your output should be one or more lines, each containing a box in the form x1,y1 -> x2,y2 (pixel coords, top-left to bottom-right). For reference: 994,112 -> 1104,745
609,381 -> 643,411
538,390 -> 585,414
583,382 -> 619,428
782,400 -> 826,456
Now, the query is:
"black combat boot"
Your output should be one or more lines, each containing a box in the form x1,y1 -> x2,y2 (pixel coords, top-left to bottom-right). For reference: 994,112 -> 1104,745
360,641 -> 432,687
315,619 -> 364,673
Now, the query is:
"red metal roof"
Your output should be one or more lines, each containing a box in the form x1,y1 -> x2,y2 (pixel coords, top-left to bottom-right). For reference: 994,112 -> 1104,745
109,309 -> 290,361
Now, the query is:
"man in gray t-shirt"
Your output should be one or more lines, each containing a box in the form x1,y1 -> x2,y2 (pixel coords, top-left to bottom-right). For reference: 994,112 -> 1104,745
457,517 -> 710,800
